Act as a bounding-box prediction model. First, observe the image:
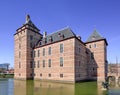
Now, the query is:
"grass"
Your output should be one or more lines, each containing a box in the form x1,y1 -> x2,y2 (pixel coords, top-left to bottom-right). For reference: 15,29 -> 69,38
0,74 -> 14,78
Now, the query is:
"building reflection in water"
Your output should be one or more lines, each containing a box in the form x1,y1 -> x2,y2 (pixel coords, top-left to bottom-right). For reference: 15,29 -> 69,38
97,82 -> 108,95
14,80 -> 120,95
14,80 -> 34,95
14,80 -> 74,95
35,81 -> 74,95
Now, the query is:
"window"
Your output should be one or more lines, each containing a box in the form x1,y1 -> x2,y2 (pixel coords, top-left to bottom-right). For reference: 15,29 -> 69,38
48,47 -> 51,55
37,60 -> 40,68
43,60 -> 45,67
43,48 -> 45,56
19,51 -> 21,58
48,59 -> 51,67
60,57 -> 63,67
30,61 -> 33,68
91,52 -> 94,59
19,37 -> 21,41
34,61 -> 36,68
34,51 -> 36,57
38,50 -> 40,57
30,35 -> 33,40
30,42 -> 33,48
40,73 -> 42,77
48,74 -> 51,77
79,48 -> 81,53
60,44 -> 63,53
19,43 -> 21,49
94,44 -> 96,48
60,74 -> 63,78
89,45 -> 91,48
19,62 -> 21,68
30,73 -> 32,76
31,51 -> 33,58
79,61 -> 81,66
19,74 -> 21,76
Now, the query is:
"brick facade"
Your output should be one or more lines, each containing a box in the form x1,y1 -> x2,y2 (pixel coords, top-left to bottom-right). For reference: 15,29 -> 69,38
14,15 -> 108,83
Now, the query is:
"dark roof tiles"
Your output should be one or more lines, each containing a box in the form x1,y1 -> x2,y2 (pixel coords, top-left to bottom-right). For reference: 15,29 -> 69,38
36,27 -> 76,47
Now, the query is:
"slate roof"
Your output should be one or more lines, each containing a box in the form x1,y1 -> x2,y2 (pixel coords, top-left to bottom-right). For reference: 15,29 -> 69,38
86,29 -> 108,45
25,17 -> 40,31
36,27 -> 76,47
86,30 -> 104,42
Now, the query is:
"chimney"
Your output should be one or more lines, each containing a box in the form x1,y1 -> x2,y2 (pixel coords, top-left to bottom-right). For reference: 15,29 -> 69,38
25,14 -> 30,23
77,35 -> 81,40
43,31 -> 47,37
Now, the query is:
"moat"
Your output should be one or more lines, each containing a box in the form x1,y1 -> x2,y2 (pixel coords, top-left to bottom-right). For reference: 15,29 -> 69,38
0,78 -> 120,95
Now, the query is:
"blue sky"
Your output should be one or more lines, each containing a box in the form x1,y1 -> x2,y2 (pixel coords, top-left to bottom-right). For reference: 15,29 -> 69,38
0,0 -> 120,67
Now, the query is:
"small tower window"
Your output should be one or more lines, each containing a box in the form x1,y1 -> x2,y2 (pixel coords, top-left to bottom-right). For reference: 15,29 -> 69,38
19,62 -> 21,68
43,60 -> 45,68
30,35 -> 33,40
79,48 -> 81,53
89,45 -> 91,48
91,52 -> 94,59
19,43 -> 21,49
37,60 -> 40,68
94,44 -> 96,48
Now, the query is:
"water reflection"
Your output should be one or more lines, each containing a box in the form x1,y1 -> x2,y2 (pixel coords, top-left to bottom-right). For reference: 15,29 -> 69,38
14,80 -> 34,95
13,80 -> 120,95
0,78 -> 14,95
14,80 -> 74,95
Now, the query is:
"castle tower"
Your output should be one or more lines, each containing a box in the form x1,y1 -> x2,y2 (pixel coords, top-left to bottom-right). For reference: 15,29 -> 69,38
14,15 -> 42,79
85,30 -> 108,82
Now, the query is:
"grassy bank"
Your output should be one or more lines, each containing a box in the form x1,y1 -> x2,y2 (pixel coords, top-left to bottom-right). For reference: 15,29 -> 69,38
0,74 -> 14,78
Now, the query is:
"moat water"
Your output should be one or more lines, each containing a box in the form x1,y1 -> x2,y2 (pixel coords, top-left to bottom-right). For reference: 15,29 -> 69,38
0,78 -> 120,95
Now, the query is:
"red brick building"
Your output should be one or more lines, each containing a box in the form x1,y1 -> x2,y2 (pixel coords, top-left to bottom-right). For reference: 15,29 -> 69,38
14,15 -> 108,83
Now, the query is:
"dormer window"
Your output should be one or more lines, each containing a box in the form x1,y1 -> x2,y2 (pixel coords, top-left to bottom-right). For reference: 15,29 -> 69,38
43,38 -> 47,44
58,33 -> 61,37
92,36 -> 95,40
60,34 -> 64,38
58,33 -> 64,39
39,41 -> 41,45
49,36 -> 53,42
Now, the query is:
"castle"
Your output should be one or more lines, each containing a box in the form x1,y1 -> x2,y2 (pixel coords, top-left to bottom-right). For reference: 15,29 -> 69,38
14,15 -> 108,83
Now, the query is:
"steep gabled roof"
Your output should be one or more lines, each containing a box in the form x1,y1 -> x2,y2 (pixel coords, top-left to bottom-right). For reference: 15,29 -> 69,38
36,27 -> 76,47
86,29 -> 108,45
